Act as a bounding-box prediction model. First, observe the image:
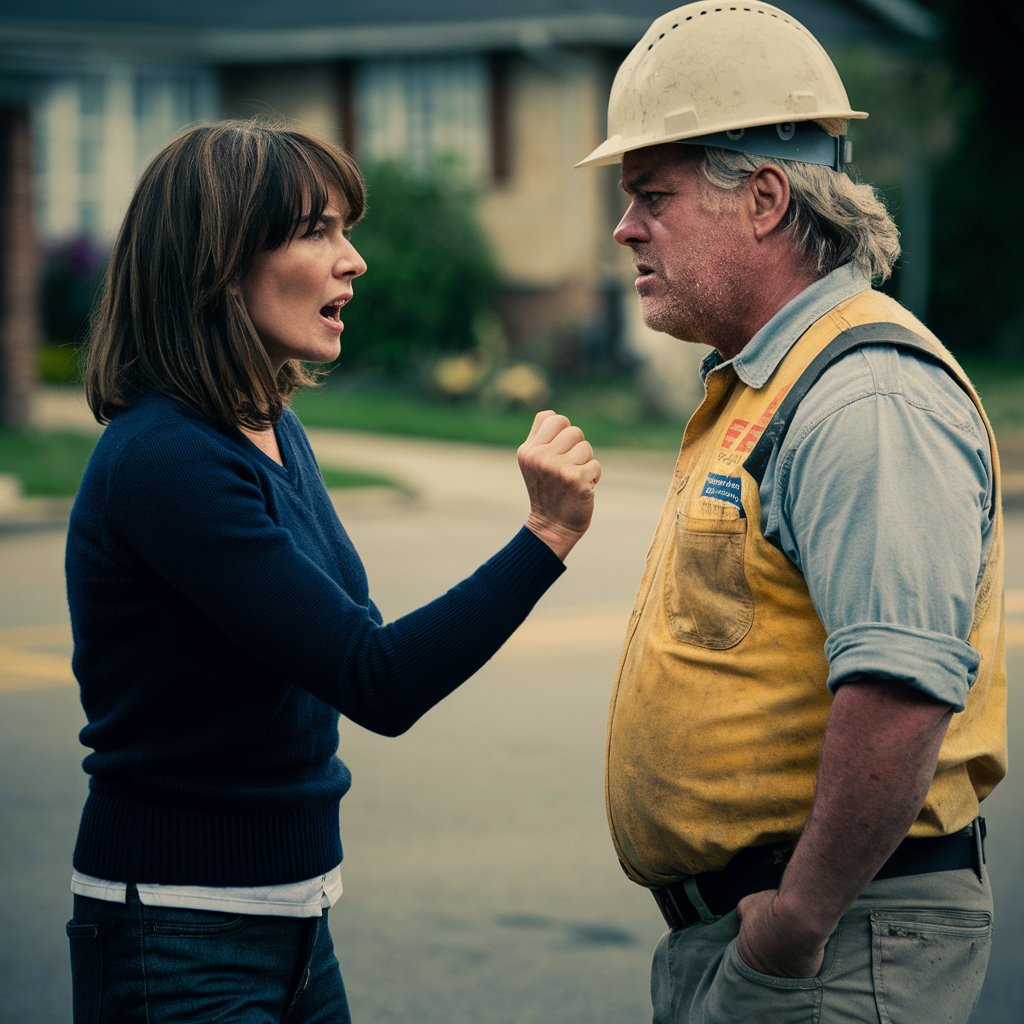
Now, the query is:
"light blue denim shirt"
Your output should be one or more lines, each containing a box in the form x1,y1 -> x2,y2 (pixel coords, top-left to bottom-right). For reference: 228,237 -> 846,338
700,265 -> 994,710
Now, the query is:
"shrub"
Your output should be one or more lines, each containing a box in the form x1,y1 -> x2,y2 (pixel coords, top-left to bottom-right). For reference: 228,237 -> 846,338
41,235 -> 107,346
339,160 -> 500,373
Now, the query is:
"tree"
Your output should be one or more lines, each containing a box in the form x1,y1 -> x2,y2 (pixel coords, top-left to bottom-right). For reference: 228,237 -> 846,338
337,160 -> 499,374
912,0 -> 1024,356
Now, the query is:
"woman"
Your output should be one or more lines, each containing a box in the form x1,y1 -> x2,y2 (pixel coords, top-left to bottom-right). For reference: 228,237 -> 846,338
64,120 -> 600,1023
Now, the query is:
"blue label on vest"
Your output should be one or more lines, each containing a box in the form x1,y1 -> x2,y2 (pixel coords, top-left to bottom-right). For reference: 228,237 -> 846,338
701,472 -> 742,508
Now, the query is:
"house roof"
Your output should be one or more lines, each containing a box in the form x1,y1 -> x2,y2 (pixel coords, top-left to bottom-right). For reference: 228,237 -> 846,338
0,0 -> 940,68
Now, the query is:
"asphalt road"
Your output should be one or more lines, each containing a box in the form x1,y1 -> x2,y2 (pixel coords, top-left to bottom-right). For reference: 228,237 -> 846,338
0,434 -> 1021,1023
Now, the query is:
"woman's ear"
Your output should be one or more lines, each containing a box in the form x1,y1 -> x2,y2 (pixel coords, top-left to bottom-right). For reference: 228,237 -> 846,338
747,164 -> 791,241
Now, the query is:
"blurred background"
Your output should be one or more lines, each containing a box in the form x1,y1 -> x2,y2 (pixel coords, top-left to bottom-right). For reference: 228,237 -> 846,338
1,0 -> 1022,436
0,1 -> 1022,1022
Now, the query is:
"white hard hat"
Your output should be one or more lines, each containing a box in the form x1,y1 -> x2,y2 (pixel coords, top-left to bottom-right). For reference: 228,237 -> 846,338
576,2 -> 867,170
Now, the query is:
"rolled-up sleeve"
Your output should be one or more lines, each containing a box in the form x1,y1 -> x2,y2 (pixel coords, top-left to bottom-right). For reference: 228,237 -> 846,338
825,623 -> 980,711
764,347 -> 994,710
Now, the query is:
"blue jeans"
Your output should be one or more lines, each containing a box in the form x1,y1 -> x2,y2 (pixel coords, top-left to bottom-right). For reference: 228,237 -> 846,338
67,885 -> 350,1023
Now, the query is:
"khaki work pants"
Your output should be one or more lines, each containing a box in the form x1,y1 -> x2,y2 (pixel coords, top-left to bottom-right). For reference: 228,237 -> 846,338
651,867 -> 991,1023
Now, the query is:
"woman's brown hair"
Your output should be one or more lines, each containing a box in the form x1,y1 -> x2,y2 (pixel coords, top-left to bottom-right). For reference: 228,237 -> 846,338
84,119 -> 366,428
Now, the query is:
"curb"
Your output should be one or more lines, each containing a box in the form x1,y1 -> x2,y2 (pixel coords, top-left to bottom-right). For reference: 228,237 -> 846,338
3,388 -> 1024,531
1004,473 -> 1024,512
0,487 -> 417,536
0,496 -> 75,535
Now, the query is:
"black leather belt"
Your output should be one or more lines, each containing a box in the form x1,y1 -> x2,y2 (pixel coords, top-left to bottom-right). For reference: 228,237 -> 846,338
651,817 -> 987,930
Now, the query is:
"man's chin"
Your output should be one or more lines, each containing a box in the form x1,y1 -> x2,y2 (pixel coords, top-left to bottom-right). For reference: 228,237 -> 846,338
640,305 -> 686,340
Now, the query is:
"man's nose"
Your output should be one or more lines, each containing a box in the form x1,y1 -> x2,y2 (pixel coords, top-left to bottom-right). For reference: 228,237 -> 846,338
613,203 -> 647,246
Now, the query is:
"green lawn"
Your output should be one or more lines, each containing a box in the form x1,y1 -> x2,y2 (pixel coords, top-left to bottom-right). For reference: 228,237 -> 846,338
291,374 -> 687,451
0,428 -> 98,497
959,357 -> 1024,432
4,356 -> 1023,499
0,423 -> 401,498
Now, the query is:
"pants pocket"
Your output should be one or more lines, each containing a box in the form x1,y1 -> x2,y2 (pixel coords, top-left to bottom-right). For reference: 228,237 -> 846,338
66,921 -> 102,1024
702,938 -> 821,1024
870,908 -> 992,1024
144,905 -> 247,938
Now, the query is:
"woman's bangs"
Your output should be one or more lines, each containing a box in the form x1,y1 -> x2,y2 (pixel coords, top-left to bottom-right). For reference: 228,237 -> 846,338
305,144 -> 366,228
258,131 -> 366,248
277,154 -> 333,243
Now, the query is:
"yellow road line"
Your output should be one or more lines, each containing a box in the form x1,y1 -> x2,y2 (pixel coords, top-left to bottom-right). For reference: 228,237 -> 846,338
502,604 -> 632,655
1006,622 -> 1024,648
1,589 -> 1023,693
0,644 -> 75,691
0,623 -> 72,644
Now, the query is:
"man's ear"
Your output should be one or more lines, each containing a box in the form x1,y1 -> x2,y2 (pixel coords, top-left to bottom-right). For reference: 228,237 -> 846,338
747,164 -> 791,241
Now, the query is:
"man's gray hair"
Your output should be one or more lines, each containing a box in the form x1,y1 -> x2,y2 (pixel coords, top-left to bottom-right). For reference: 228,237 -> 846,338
700,146 -> 901,284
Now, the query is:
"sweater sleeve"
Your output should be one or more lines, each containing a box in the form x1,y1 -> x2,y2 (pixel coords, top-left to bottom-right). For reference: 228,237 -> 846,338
107,427 -> 565,736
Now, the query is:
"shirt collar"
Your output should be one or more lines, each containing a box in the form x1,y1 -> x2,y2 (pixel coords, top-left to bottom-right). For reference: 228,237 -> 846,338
699,263 -> 872,387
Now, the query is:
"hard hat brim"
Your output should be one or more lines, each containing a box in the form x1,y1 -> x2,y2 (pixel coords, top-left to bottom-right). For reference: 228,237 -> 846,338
575,111 -> 868,169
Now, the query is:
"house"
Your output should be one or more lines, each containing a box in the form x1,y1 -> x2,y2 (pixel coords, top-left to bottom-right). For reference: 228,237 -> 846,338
0,0 -> 939,422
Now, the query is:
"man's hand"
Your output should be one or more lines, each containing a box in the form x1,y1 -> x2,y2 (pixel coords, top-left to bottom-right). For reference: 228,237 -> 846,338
735,679 -> 954,981
736,888 -> 826,979
518,410 -> 601,560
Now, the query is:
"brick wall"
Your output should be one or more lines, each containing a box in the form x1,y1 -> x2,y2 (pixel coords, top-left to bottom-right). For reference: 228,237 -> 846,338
0,105 -> 40,428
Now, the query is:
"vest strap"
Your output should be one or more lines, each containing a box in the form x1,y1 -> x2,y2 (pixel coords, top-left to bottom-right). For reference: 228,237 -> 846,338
743,321 -> 948,486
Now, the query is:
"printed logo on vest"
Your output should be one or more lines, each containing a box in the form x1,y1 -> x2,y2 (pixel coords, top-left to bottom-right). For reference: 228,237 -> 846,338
720,381 -> 794,454
700,472 -> 742,508
721,418 -> 750,450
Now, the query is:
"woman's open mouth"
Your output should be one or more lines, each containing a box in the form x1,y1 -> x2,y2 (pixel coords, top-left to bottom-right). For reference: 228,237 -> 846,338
318,295 -> 351,328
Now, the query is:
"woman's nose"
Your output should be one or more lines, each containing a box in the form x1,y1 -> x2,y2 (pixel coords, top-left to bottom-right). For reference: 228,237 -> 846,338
336,239 -> 367,279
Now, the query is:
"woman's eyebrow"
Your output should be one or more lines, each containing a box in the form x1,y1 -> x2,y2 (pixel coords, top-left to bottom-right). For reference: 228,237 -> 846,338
297,211 -> 338,225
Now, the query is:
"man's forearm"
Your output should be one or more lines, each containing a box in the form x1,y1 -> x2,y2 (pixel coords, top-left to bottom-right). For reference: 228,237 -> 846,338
736,676 -> 954,977
780,677 -> 953,935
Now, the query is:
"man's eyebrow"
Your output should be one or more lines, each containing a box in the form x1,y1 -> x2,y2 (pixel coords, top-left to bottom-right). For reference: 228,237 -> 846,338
619,170 -> 658,195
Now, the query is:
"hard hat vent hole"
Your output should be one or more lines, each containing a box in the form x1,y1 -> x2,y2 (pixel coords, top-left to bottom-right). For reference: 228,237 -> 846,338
645,6 -> 806,52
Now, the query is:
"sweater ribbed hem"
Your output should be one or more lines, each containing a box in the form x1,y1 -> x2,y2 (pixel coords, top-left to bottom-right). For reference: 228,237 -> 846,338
73,790 -> 343,887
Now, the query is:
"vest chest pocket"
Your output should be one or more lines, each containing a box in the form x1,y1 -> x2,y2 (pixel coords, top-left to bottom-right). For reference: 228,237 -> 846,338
665,512 -> 754,649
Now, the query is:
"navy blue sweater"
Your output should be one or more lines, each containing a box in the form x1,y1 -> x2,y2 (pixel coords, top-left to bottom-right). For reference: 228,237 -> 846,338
65,392 -> 564,886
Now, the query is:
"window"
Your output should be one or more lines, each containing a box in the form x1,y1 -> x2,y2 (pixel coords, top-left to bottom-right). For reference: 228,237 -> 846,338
355,56 -> 490,179
134,74 -> 201,168
35,68 -> 216,242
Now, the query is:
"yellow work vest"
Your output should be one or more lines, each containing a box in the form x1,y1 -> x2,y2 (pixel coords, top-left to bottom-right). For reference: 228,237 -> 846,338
606,289 -> 1007,886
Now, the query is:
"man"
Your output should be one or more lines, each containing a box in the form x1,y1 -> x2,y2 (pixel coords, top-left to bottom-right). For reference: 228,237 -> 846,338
576,4 -> 1006,1022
